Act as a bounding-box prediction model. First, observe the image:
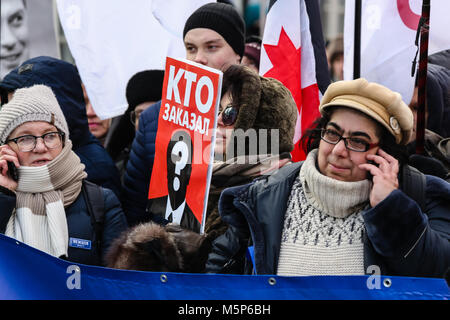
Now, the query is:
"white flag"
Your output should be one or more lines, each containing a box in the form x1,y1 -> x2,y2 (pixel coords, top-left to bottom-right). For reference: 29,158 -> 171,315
344,0 -> 450,105
56,0 -> 212,119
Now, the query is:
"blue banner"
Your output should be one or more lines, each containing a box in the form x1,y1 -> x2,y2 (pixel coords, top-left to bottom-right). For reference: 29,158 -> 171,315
0,234 -> 448,300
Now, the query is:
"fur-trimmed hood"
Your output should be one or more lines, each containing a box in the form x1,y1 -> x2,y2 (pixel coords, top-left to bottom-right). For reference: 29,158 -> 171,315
105,222 -> 212,273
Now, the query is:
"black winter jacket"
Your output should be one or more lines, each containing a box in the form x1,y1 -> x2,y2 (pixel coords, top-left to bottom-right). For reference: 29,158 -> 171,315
121,101 -> 161,226
426,63 -> 450,138
0,183 -> 128,266
206,162 -> 450,278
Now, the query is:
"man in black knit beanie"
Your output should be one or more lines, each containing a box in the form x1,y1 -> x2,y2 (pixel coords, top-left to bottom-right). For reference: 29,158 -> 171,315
182,2 -> 245,70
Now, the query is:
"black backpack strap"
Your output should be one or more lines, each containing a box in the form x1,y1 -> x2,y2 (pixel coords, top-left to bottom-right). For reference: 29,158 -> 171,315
401,165 -> 427,212
81,180 -> 105,253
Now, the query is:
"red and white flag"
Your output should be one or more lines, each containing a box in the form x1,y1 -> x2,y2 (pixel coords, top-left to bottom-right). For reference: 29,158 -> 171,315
260,0 -> 330,161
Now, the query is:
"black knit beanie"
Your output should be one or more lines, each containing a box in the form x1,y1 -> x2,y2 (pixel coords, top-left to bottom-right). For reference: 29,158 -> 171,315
125,70 -> 164,112
183,2 -> 245,58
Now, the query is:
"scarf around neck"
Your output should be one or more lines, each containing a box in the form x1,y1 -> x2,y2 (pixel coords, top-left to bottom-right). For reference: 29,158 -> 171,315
211,153 -> 291,190
5,140 -> 87,258
204,153 -> 291,237
299,149 -> 371,218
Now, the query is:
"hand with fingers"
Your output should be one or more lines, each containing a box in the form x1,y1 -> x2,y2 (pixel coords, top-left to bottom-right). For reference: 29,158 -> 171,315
359,149 -> 399,207
0,145 -> 20,192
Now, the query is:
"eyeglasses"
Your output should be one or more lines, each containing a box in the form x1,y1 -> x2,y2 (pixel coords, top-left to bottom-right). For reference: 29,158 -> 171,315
220,104 -> 239,126
6,131 -> 65,152
320,128 -> 378,152
130,110 -> 144,126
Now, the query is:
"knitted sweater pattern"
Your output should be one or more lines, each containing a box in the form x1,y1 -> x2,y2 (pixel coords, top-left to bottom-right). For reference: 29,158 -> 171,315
277,150 -> 370,276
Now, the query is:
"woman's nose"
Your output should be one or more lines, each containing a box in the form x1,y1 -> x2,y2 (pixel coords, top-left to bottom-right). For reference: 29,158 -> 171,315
33,137 -> 48,152
217,112 -> 224,126
86,103 -> 96,117
331,138 -> 349,156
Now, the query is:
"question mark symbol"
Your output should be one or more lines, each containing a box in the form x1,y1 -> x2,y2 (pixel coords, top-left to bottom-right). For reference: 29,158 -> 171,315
171,141 -> 189,191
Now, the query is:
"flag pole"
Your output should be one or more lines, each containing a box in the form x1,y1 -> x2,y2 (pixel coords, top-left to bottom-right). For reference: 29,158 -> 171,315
415,0 -> 430,155
353,0 -> 362,79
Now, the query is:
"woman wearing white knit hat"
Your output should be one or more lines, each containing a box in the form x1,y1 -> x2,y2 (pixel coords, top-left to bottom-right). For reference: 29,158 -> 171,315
0,84 -> 128,266
206,78 -> 450,278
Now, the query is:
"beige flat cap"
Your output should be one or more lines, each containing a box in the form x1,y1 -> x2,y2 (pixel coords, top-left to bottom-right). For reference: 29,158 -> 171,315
319,78 -> 413,145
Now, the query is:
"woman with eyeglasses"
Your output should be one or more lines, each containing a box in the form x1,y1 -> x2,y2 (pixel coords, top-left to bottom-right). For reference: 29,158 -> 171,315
205,78 -> 450,278
0,85 -> 128,266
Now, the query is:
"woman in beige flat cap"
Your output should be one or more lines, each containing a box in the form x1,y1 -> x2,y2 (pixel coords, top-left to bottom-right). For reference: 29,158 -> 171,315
206,78 -> 450,279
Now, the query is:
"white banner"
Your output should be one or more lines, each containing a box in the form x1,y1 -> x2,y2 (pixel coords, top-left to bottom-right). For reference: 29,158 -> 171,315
56,0 -> 212,119
344,0 -> 450,105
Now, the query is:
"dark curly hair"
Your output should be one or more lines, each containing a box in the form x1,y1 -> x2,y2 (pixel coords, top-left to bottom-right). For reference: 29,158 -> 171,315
299,106 -> 410,165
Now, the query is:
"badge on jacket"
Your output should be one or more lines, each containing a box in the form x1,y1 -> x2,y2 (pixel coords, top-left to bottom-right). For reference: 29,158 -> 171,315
69,237 -> 92,250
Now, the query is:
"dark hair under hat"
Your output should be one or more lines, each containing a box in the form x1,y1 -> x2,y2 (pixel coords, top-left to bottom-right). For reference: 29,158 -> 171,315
183,2 -> 245,58
125,70 -> 164,112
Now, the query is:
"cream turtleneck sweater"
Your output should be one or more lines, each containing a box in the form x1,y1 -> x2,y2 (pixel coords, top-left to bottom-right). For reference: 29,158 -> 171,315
277,149 -> 372,276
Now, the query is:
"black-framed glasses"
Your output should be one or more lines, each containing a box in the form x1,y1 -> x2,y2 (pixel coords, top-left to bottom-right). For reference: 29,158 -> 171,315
6,131 -> 65,152
220,104 -> 239,126
320,128 -> 378,152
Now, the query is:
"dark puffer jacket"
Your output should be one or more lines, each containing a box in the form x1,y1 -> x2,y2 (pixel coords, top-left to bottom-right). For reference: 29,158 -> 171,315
122,101 -> 161,226
206,162 -> 450,278
0,184 -> 128,266
426,63 -> 450,138
0,56 -> 121,198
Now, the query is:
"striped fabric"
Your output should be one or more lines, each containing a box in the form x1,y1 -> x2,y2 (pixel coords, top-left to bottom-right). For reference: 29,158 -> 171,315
5,141 -> 86,258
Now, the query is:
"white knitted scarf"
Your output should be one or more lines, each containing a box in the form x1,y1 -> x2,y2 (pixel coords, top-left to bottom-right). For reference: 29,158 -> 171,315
5,140 -> 87,258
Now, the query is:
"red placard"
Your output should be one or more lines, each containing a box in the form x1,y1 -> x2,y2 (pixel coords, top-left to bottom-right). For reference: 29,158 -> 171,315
148,57 -> 222,233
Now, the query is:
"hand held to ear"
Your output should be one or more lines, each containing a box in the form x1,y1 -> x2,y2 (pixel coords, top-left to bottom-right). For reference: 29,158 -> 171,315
0,145 -> 20,192
359,149 -> 399,207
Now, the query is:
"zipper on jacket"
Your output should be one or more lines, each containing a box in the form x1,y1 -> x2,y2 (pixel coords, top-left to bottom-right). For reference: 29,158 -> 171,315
238,199 -> 261,275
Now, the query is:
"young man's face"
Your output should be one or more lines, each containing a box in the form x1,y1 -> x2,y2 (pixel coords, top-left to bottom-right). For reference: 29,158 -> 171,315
1,0 -> 29,80
184,28 -> 241,71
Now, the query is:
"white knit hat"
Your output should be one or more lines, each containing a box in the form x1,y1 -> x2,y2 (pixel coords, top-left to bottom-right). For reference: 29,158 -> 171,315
0,85 -> 69,144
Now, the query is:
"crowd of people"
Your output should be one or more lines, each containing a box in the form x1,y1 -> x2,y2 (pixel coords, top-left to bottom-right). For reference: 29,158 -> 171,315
0,2 -> 449,282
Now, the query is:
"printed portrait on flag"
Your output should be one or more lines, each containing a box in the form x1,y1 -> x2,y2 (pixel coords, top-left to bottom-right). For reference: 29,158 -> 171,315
148,57 -> 222,234
1,0 -> 59,80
